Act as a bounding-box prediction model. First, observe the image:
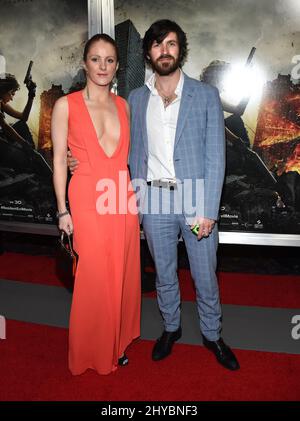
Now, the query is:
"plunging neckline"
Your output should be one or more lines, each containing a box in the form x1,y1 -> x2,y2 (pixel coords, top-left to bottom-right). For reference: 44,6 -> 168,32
80,91 -> 122,159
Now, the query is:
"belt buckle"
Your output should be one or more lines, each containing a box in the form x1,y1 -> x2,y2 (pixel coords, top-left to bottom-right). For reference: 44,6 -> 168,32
159,179 -> 177,190
149,179 -> 177,190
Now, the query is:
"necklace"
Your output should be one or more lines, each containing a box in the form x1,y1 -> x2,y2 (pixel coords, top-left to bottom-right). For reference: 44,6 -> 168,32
155,82 -> 177,108
162,95 -> 173,107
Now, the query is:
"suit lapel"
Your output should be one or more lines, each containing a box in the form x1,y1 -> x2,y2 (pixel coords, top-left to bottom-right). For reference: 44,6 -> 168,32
174,74 -> 195,149
140,88 -> 151,154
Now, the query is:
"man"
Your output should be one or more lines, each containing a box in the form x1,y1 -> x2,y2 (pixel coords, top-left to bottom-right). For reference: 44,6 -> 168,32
69,20 -> 239,370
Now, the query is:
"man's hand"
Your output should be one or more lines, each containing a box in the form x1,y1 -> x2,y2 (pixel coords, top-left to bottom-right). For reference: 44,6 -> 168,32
67,150 -> 79,174
191,216 -> 215,240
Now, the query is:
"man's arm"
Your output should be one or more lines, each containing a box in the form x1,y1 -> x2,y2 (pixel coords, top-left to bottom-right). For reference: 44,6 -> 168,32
204,87 -> 226,221
192,87 -> 226,240
127,91 -> 134,167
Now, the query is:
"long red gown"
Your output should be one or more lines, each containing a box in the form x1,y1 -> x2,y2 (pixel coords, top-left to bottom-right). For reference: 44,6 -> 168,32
66,90 -> 141,375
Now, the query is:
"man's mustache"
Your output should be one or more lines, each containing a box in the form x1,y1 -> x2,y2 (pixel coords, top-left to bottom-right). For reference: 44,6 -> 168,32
157,55 -> 174,60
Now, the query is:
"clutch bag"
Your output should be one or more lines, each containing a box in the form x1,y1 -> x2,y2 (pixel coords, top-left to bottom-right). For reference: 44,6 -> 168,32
59,231 -> 77,276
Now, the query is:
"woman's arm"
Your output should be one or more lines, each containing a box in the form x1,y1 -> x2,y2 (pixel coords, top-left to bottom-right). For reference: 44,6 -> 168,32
0,111 -> 29,144
3,80 -> 36,122
51,96 -> 69,214
51,95 -> 73,234
3,95 -> 34,122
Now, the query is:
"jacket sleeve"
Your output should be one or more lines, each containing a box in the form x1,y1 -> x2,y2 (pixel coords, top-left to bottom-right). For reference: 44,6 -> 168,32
203,87 -> 226,220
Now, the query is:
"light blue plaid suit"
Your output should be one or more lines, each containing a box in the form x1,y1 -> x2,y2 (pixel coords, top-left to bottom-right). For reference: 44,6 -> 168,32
128,73 -> 225,340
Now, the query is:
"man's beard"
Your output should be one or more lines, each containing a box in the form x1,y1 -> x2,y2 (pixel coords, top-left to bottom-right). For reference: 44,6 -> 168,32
151,54 -> 180,76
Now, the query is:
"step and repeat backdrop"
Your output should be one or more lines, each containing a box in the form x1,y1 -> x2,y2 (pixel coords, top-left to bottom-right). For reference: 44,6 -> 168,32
0,0 -> 299,236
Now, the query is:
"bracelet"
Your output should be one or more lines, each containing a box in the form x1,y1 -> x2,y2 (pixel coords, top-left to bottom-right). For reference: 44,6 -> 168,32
56,210 -> 69,219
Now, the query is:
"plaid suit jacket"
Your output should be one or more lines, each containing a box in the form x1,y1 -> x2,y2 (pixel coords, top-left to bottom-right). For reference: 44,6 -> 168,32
128,73 -> 225,221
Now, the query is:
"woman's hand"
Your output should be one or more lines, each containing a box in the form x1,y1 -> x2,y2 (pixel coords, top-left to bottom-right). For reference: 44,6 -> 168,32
58,213 -> 74,235
26,79 -> 36,99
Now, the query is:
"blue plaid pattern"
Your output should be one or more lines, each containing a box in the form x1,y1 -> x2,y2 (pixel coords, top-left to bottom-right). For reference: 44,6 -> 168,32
128,74 -> 226,221
128,73 -> 225,339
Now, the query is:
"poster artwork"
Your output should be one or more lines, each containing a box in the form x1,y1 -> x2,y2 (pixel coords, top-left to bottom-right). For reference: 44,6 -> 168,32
0,0 -> 88,223
0,0 -> 299,235
114,0 -> 300,234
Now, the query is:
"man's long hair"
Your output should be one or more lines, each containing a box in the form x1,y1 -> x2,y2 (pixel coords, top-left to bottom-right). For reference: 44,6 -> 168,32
142,20 -> 188,68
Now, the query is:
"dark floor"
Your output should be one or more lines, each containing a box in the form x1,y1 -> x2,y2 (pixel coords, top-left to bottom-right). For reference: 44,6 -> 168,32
1,231 -> 299,275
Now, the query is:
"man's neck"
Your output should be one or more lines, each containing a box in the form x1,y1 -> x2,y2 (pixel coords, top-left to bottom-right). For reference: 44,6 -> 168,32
155,68 -> 181,93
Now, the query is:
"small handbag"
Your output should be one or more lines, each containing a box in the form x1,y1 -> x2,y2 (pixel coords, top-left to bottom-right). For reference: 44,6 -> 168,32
59,231 -> 77,277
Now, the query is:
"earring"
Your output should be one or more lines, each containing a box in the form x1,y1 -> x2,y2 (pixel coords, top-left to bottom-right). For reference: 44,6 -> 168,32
112,75 -> 118,88
111,75 -> 118,94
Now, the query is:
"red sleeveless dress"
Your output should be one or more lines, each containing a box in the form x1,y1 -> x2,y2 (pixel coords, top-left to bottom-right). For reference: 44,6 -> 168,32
66,90 -> 141,375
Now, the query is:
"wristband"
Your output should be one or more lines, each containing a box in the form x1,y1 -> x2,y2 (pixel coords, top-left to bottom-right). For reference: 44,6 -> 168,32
56,210 -> 69,219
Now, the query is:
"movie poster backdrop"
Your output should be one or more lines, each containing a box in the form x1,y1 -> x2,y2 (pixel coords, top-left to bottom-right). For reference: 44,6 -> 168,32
0,0 -> 88,224
115,0 -> 300,234
1,0 -> 299,235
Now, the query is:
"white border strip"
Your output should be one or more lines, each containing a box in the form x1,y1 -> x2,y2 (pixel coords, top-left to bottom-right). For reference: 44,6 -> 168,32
0,221 -> 300,247
219,231 -> 300,247
88,0 -> 115,38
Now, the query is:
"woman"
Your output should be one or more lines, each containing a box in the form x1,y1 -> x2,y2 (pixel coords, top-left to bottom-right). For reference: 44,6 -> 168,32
0,73 -> 52,181
0,73 -> 36,148
52,34 -> 141,376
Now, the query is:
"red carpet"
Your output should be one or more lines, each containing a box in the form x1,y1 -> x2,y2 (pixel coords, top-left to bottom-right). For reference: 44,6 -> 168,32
1,252 -> 300,308
1,319 -> 300,401
0,252 -> 62,287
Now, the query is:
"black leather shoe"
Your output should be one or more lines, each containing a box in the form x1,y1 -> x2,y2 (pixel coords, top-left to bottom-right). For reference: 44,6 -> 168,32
118,354 -> 129,366
152,327 -> 182,361
202,336 -> 240,371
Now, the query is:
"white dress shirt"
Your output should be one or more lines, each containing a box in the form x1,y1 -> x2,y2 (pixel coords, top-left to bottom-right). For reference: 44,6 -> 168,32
146,70 -> 184,182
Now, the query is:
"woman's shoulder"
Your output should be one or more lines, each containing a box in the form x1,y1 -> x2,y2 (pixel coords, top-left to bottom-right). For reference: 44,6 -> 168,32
66,89 -> 83,98
114,93 -> 126,104
55,90 -> 83,109
114,94 -> 129,108
114,94 -> 130,118
53,94 -> 68,111
65,90 -> 83,102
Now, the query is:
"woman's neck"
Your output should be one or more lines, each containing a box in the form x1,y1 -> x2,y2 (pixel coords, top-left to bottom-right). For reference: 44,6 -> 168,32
84,81 -> 111,103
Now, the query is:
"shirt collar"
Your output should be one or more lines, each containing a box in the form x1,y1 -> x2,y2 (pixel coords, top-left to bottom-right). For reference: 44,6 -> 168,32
146,69 -> 184,98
